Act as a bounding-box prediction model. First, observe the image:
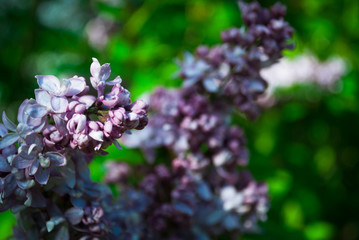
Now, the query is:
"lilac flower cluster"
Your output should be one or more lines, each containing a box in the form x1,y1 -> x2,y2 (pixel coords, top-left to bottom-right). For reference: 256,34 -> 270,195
117,1 -> 293,239
0,59 -> 148,239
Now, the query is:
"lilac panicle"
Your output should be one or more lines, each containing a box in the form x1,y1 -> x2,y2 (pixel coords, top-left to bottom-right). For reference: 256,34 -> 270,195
0,56 -> 149,239
118,1 -> 292,239
177,1 -> 294,120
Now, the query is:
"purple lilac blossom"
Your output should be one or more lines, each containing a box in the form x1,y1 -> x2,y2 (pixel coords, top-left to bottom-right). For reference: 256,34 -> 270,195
0,57 -> 149,239
118,1 -> 292,239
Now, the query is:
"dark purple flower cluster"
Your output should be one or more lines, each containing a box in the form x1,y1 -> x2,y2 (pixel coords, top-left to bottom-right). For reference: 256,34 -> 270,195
117,1 -> 292,239
178,1 -> 293,120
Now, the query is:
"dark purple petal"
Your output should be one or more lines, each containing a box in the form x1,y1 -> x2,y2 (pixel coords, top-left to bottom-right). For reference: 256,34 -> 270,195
0,133 -> 19,149
30,189 -> 46,208
18,145 -> 36,159
25,133 -> 44,149
35,167 -> 50,185
44,152 -> 66,167
53,114 -> 67,135
17,179 -> 35,190
65,207 -> 84,225
3,174 -> 17,198
1,145 -> 16,157
54,225 -> 69,240
12,155 -> 33,169
2,112 -> 16,132
71,197 -> 86,207
36,75 -> 60,94
59,159 -> 76,188
76,158 -> 90,181
29,159 -> 40,176
173,202 -> 194,216
0,155 -> 11,172
196,182 -> 212,201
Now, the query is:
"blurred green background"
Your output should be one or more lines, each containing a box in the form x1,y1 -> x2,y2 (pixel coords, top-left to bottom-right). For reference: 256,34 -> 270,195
0,0 -> 358,239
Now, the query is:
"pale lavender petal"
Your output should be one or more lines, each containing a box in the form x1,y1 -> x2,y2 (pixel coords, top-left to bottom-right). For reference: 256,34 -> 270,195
74,104 -> 86,114
36,75 -> 60,94
104,121 -> 112,134
203,77 -> 220,92
117,89 -> 131,106
32,120 -> 47,132
75,114 -> 87,133
78,95 -> 96,108
35,167 -> 50,185
0,124 -> 7,137
102,97 -> 119,108
17,99 -> 29,123
26,116 -> 45,128
27,144 -> 38,155
75,133 -> 89,146
88,121 -> 99,131
90,76 -> 99,90
2,112 -> 16,132
35,89 -> 52,109
51,96 -> 68,113
0,133 -> 19,149
24,104 -> 48,118
16,123 -> 32,137
102,85 -> 121,107
64,77 -> 86,96
89,131 -> 103,142
106,76 -> 122,85
44,152 -> 66,167
59,78 -> 71,96
90,58 -> 101,78
99,63 -> 111,82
